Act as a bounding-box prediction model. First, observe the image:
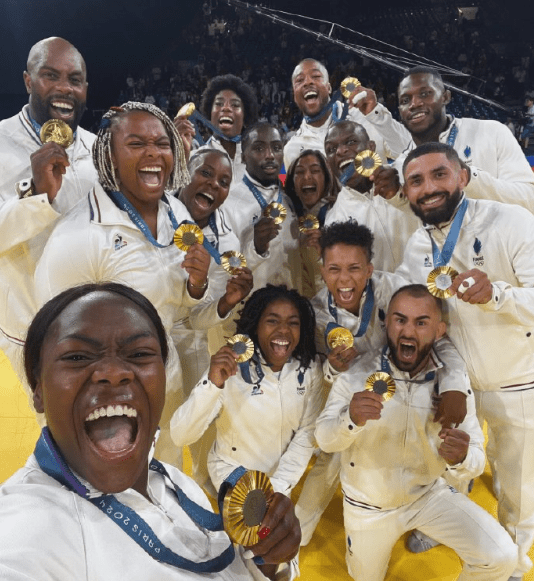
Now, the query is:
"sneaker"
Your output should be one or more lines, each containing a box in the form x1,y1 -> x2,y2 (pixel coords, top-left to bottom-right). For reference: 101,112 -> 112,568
406,530 -> 440,553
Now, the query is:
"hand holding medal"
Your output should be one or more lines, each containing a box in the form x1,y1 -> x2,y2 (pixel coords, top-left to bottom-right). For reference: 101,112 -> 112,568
174,224 -> 210,297
326,326 -> 358,372
40,119 -> 74,148
448,268 -> 493,305
349,372 -> 395,427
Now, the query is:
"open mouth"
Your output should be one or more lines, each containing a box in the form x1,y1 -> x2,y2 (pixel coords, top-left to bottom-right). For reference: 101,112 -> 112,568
304,90 -> 318,102
399,341 -> 417,361
194,191 -> 215,210
339,159 -> 353,172
271,338 -> 290,358
409,111 -> 427,123
419,193 -> 445,209
218,116 -> 234,127
139,166 -> 163,187
337,287 -> 355,304
50,100 -> 75,120
300,184 -> 318,195
85,404 -> 139,455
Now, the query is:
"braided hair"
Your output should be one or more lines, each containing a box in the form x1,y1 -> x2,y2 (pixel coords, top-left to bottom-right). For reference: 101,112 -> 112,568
236,284 -> 317,371
92,101 -> 189,192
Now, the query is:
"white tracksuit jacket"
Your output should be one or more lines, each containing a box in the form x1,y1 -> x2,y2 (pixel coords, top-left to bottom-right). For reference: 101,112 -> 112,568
171,356 -> 324,495
364,104 -> 534,212
0,106 -> 97,372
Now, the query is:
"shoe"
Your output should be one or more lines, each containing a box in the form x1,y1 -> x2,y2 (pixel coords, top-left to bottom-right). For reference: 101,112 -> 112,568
406,530 -> 440,553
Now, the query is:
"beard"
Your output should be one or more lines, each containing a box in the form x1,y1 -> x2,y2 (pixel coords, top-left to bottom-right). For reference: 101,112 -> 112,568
409,187 -> 462,225
29,93 -> 86,131
387,334 -> 434,374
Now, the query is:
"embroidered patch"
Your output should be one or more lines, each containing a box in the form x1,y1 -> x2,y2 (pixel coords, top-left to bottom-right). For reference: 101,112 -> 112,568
297,385 -> 305,396
472,237 -> 484,266
114,234 -> 127,251
251,384 -> 264,396
463,145 -> 472,159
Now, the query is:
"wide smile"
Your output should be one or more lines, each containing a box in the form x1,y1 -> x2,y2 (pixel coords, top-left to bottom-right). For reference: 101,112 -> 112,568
270,337 -> 291,359
84,403 -> 140,460
218,116 -> 234,128
338,158 -> 353,172
49,99 -> 75,120
397,339 -> 417,364
408,110 -> 428,124
418,193 -> 446,209
138,165 -> 164,189
194,191 -> 215,210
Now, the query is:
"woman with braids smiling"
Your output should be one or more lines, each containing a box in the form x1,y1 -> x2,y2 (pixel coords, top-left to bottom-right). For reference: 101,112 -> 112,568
34,102 -> 213,465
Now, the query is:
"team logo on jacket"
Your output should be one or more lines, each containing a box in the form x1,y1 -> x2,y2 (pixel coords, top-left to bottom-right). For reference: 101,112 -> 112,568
472,237 -> 484,266
424,255 -> 432,268
114,234 -> 127,251
463,145 -> 472,160
251,384 -> 264,396
297,385 -> 305,396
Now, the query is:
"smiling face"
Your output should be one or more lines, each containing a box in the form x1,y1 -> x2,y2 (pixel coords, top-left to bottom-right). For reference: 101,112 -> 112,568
398,73 -> 450,143
321,243 -> 373,315
293,153 -> 327,210
325,123 -> 374,192
110,110 -> 174,214
210,89 -> 245,138
33,291 -> 166,496
386,291 -> 446,376
256,299 -> 301,372
403,151 -> 468,225
24,38 -> 87,130
179,151 -> 232,228
292,60 -> 332,120
242,125 -> 283,186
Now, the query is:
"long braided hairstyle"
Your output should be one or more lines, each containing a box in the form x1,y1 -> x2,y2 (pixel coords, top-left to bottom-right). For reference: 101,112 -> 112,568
92,101 -> 190,192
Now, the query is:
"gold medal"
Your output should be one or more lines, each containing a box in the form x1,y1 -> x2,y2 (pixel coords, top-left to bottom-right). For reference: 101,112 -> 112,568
223,470 -> 274,546
354,150 -> 382,177
298,214 -> 320,233
427,266 -> 458,299
173,223 -> 204,251
340,77 -> 361,99
365,372 -> 396,401
40,119 -> 74,148
227,334 -> 255,363
221,251 -> 247,275
263,202 -> 286,225
327,327 -> 354,350
175,102 -> 196,119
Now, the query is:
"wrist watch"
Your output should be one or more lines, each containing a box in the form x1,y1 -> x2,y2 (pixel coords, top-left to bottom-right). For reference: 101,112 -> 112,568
15,179 -> 35,199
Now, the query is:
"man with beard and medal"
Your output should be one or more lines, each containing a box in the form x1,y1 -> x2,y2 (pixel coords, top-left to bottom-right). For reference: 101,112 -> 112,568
397,142 -> 534,581
294,220 -> 469,547
315,284 -> 517,581
323,120 -> 419,272
0,37 -> 97,387
221,122 -> 300,293
350,66 -> 534,212
283,58 -> 409,171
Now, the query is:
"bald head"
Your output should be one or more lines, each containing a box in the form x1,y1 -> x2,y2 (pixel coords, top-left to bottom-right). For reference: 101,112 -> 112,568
24,37 -> 88,130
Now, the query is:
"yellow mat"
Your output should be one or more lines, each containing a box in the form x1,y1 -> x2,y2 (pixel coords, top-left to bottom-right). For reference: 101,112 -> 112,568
1,350 -> 532,580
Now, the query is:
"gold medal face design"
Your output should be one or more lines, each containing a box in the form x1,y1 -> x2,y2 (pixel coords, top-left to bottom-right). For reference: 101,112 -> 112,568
298,214 -> 320,233
176,102 -> 196,118
327,327 -> 354,350
427,266 -> 458,299
221,250 -> 247,275
263,202 -> 286,225
173,223 -> 204,251
354,150 -> 382,177
340,77 -> 361,99
365,372 -> 396,402
40,119 -> 74,148
223,470 -> 274,546
227,334 -> 255,363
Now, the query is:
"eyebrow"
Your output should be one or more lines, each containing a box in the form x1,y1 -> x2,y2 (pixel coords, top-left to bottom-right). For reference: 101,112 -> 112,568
40,65 -> 84,77
62,331 -> 155,348
391,312 -> 431,321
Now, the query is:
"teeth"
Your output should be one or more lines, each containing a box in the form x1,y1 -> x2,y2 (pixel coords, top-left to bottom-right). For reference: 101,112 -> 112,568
140,166 -> 161,172
52,101 -> 73,110
304,91 -> 318,99
272,339 -> 290,345
199,192 -> 214,201
219,117 -> 233,124
339,287 -> 353,292
339,159 -> 352,170
411,112 -> 425,120
86,405 -> 138,422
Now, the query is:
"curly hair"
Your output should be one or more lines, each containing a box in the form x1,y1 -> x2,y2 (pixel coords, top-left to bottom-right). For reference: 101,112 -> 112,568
200,74 -> 258,128
284,149 -> 336,216
236,284 -> 317,370
320,219 -> 374,262
92,101 -> 189,192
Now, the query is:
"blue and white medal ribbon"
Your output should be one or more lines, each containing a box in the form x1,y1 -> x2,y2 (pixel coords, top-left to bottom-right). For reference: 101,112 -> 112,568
34,428 -> 236,573
242,174 -> 282,210
429,197 -> 468,267
108,191 -> 180,248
